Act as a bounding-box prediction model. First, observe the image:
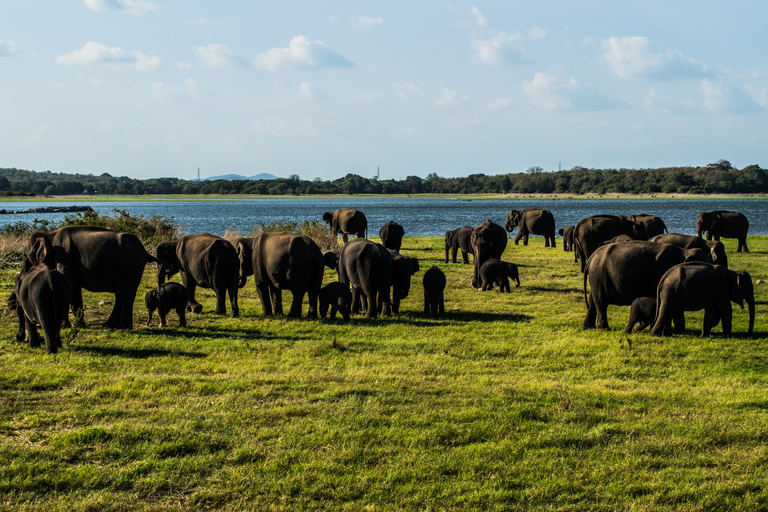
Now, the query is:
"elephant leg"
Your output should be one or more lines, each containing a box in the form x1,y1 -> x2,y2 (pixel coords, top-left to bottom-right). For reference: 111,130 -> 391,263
523,232 -> 529,245
501,277 -> 510,293
583,294 -> 597,330
176,306 -> 187,327
350,287 -> 362,314
183,279 -> 203,314
329,305 -> 337,320
111,287 -> 137,329
342,233 -> 349,244
702,305 -> 721,337
70,286 -> 85,327
213,286 -> 228,315
270,287 -> 284,316
462,251 -> 469,265
256,283 -> 273,316
26,320 -> 41,348
104,297 -> 122,329
672,313 -> 685,333
287,290 -> 305,318
16,307 -> 26,342
159,307 -> 168,327
451,245 -> 458,263
306,288 -> 318,319
514,231 -> 523,245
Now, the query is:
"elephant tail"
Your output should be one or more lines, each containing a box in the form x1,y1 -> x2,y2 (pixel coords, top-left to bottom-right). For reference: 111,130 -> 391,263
582,261 -> 589,308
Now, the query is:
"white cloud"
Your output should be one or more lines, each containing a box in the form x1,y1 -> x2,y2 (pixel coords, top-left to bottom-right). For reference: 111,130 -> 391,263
489,98 -> 512,109
471,32 -> 526,67
250,117 -> 290,137
191,17 -> 222,26
390,126 -> 416,137
529,26 -> 547,39
524,72 -> 623,110
0,38 -> 25,57
192,44 -> 246,68
391,82 -> 420,98
602,36 -> 710,79
83,0 -> 159,15
357,15 -> 384,28
700,79 -> 764,114
253,36 -> 354,71
151,79 -> 203,101
297,81 -> 315,100
469,6 -> 487,28
436,89 -> 467,107
56,42 -> 161,71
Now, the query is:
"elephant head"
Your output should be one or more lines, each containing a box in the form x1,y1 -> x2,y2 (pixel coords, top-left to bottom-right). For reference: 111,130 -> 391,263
24,232 -> 55,269
504,210 -> 521,232
730,270 -> 755,335
155,241 -> 180,285
390,252 -> 419,313
506,262 -> 521,288
235,237 -> 254,288
144,288 -> 161,325
696,212 -> 714,238
323,250 -> 340,271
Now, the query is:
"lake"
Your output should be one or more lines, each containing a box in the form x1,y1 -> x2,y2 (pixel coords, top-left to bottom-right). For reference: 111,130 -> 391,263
0,197 -> 765,237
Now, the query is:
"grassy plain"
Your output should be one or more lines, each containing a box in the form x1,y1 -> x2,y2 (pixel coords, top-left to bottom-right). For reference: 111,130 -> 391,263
1,236 -> 767,511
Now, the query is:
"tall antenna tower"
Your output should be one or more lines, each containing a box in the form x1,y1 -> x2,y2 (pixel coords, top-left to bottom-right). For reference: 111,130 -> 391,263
377,166 -> 380,180
197,168 -> 201,181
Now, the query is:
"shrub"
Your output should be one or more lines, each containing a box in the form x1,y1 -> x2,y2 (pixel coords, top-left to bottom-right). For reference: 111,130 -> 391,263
224,219 -> 337,251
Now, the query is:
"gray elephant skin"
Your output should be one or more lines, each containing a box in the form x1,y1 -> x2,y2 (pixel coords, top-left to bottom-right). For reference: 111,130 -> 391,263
388,249 -> 419,314
583,241 -> 707,330
337,238 -> 393,318
237,231 -> 323,318
623,214 -> 668,238
156,233 -> 240,318
379,221 -> 405,252
649,233 -> 728,268
10,264 -> 71,354
422,266 -> 446,317
696,210 -> 749,253
323,208 -> 368,243
558,225 -> 574,252
319,282 -> 352,322
24,225 -> 158,329
145,282 -> 189,327
573,215 -> 647,272
470,219 -> 508,288
479,259 -> 520,292
505,208 -> 556,247
651,262 -> 754,337
444,226 -> 474,264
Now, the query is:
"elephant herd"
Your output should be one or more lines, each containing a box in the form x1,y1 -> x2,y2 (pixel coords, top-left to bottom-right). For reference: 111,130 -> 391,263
7,205 -> 755,355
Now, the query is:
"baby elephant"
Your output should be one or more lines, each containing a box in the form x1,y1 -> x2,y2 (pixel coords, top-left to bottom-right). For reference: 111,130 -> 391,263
479,259 -> 520,292
145,282 -> 189,327
626,296 -> 686,334
10,265 -> 72,354
319,282 -> 352,322
422,266 -> 446,317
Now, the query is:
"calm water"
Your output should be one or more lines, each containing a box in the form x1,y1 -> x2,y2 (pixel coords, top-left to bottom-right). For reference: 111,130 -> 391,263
0,197 -> 766,237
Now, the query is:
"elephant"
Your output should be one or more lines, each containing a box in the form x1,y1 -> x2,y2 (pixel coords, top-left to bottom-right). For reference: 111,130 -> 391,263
444,226 -> 474,264
470,219 -> 508,288
625,297 -> 656,334
573,215 -> 648,272
10,264 -> 71,354
389,250 -> 419,314
648,233 -> 728,268
145,282 -> 189,327
156,233 -> 240,318
599,234 -> 635,246
696,211 -> 749,252
422,266 -> 446,317
319,282 -> 352,322
583,241 -> 708,330
623,214 -> 668,238
336,238 -> 393,318
323,208 -> 368,243
23,225 -> 158,329
479,259 -> 520,292
504,208 -> 556,247
379,221 -> 405,252
559,225 -> 574,252
237,231 -> 323,318
651,262 -> 754,337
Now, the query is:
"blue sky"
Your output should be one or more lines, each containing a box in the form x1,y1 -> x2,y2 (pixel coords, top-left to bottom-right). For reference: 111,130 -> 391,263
2,1 -> 767,181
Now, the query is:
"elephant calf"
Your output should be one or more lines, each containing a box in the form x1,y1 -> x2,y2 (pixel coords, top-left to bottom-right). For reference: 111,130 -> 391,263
479,259 -> 520,292
145,282 -> 190,327
423,266 -> 446,317
319,282 -> 352,322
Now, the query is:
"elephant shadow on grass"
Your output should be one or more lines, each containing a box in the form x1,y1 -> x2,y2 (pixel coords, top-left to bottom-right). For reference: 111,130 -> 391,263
69,345 -> 207,360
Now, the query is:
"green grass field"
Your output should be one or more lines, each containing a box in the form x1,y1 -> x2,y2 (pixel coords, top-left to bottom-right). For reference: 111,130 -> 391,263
1,236 -> 767,511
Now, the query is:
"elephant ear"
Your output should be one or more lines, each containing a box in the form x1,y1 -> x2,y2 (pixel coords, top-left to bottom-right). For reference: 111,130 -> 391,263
410,257 -> 420,275
31,235 -> 54,267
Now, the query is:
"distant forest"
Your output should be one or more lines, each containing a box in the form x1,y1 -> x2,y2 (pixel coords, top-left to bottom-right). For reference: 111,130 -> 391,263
0,160 -> 766,196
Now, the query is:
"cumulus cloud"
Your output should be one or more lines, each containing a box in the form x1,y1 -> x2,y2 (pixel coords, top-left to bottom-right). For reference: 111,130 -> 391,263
528,26 -> 547,39
356,15 -> 384,28
602,36 -> 710,79
436,89 -> 467,107
524,72 -> 623,110
469,6 -> 487,28
83,0 -> 159,15
56,42 -> 161,71
471,32 -> 526,67
391,82 -> 419,98
151,79 -> 203,101
192,44 -> 246,68
253,36 -> 353,71
0,38 -> 25,57
700,79 -> 764,114
489,98 -> 512,109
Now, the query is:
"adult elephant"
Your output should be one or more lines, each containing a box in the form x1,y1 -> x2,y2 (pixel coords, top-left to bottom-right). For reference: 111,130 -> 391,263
237,231 -> 323,318
470,219 -> 508,288
337,238 -> 393,318
156,233 -> 240,317
23,226 -> 158,329
623,214 -> 668,238
573,215 -> 647,272
323,208 -> 367,243
697,211 -> 749,252
651,262 -> 754,337
379,221 -> 405,252
11,264 -> 71,354
583,241 -> 707,330
444,226 -> 474,264
504,208 -> 556,247
389,250 -> 419,314
559,225 -> 574,252
649,233 -> 728,268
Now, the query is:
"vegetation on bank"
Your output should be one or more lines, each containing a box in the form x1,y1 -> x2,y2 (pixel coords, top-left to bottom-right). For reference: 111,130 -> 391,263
2,159 -> 767,197
0,218 -> 767,509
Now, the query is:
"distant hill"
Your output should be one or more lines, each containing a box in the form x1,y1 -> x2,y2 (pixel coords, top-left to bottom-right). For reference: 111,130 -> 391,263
206,173 -> 279,181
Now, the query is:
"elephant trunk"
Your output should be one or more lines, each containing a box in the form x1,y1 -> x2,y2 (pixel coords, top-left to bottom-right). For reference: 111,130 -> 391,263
157,266 -> 167,286
238,274 -> 248,288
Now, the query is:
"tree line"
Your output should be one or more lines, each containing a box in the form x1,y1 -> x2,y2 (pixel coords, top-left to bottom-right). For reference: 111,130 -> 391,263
0,160 -> 765,197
